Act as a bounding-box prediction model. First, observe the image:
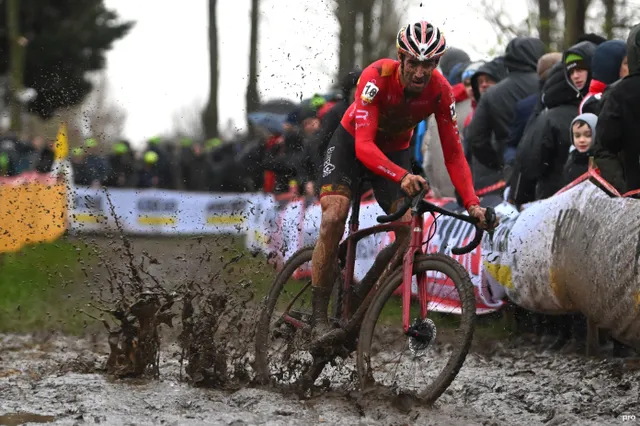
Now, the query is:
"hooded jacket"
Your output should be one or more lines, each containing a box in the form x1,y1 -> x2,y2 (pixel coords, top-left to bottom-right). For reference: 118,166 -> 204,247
439,47 -> 471,79
579,40 -> 627,115
563,113 -> 598,185
592,23 -> 640,193
511,62 -> 582,202
562,40 -> 598,98
469,57 -> 509,103
467,37 -> 545,172
460,57 -> 509,192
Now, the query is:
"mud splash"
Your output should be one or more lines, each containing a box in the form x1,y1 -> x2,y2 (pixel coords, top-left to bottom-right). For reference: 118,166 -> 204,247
179,281 -> 256,388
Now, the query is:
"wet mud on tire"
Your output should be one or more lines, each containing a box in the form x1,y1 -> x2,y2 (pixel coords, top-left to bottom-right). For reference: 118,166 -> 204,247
1,236 -> 638,425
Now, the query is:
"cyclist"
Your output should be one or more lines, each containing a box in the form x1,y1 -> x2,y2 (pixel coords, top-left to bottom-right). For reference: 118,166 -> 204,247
310,20 -> 496,333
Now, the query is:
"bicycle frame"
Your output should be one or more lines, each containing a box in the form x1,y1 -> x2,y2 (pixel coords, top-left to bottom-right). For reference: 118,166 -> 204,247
337,184 -> 429,334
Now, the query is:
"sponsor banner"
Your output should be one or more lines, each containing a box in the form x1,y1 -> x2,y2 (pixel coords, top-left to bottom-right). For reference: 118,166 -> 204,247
69,187 -> 268,235
0,172 -> 67,253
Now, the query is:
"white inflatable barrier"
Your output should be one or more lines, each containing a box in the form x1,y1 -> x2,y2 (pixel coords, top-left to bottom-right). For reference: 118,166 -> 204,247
484,181 -> 640,350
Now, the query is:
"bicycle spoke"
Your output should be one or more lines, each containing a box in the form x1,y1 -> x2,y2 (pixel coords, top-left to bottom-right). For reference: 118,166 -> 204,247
358,254 -> 475,403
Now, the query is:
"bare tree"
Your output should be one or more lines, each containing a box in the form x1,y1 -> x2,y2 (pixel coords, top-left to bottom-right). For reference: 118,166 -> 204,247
246,0 -> 260,117
334,0 -> 407,81
367,0 -> 407,62
336,1 -> 358,78
171,101 -> 206,140
563,0 -> 591,48
202,0 -> 219,138
79,72 -> 126,147
538,0 -> 553,49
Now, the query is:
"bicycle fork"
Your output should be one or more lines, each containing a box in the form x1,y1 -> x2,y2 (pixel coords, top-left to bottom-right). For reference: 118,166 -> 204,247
403,214 -> 428,336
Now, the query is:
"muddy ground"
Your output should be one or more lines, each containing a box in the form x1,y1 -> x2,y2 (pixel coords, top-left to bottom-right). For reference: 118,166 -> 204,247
1,236 -> 639,425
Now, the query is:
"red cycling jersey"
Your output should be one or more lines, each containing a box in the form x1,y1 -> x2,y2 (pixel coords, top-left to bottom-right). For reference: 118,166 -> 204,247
340,58 -> 479,209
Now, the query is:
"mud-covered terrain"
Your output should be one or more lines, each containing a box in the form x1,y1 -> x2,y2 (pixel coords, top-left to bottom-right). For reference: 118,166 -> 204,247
1,236 -> 639,425
1,333 -> 639,425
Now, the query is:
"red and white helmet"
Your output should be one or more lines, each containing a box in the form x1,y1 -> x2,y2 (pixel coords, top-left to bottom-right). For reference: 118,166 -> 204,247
396,21 -> 447,61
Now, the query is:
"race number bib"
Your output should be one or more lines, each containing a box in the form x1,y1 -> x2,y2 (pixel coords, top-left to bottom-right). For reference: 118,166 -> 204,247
361,81 -> 379,103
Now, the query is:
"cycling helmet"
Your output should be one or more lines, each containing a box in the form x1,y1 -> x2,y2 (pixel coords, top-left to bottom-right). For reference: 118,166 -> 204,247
396,21 -> 447,61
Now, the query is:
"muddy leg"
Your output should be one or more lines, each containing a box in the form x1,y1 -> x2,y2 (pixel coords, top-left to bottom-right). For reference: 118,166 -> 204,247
311,195 -> 350,331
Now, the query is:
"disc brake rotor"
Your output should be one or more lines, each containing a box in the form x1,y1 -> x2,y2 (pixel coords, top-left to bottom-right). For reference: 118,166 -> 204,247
408,318 -> 437,357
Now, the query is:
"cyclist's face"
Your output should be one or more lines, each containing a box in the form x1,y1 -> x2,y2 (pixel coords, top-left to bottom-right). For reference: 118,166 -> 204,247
401,56 -> 437,93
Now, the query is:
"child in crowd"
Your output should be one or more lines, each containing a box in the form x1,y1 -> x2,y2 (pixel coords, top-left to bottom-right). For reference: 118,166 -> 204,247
562,113 -> 598,186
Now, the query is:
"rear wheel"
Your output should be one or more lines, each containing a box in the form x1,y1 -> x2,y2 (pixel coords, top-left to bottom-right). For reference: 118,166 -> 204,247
356,253 -> 476,404
254,246 -> 343,387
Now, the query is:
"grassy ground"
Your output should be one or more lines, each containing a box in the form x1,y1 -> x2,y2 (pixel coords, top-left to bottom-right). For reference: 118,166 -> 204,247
0,238 -> 91,334
0,234 -> 512,341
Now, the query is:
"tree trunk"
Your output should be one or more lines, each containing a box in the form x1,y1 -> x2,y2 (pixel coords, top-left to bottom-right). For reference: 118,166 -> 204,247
538,0 -> 552,50
360,0 -> 373,66
562,0 -> 590,49
202,0 -> 219,139
7,0 -> 25,132
336,2 -> 357,80
246,0 -> 260,117
603,0 -> 615,40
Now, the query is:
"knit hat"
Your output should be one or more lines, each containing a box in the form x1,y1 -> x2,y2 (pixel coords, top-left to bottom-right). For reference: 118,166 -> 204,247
565,53 -> 588,72
569,112 -> 598,151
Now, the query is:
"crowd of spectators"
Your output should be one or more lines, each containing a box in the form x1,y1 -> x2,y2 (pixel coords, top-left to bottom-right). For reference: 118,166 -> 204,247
432,26 -> 639,358
2,22 -> 639,358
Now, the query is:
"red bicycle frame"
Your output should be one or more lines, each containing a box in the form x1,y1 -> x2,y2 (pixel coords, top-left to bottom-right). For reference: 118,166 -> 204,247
337,188 -> 429,334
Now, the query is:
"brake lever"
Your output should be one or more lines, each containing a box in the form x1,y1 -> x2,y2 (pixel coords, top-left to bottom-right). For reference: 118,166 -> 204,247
485,207 -> 497,245
411,186 -> 429,213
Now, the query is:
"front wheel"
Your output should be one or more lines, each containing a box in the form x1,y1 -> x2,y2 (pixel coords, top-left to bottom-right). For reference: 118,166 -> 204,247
254,246 -> 343,387
356,253 -> 476,404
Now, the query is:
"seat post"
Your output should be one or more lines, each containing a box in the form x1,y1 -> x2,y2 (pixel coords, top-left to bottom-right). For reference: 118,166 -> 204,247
348,179 -> 364,231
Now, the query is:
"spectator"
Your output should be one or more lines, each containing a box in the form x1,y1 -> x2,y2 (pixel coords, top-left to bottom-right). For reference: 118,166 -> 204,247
83,137 -> 110,187
563,113 -> 598,185
146,136 -> 173,189
137,150 -> 161,188
0,136 -> 19,176
184,143 -> 212,192
71,147 -> 91,185
463,57 -> 508,193
579,40 -> 627,115
593,23 -> 640,194
105,142 -> 135,187
439,47 -> 471,82
317,68 -> 361,159
295,105 -> 322,196
513,41 -> 597,203
503,52 -> 562,169
179,137 -> 194,189
467,37 -> 546,177
34,138 -> 54,174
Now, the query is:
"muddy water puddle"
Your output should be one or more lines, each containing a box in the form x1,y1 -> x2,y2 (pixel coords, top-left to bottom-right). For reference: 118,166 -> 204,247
1,334 -> 639,425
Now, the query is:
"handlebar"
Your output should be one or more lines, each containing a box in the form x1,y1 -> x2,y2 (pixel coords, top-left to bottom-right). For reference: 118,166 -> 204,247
376,189 -> 497,255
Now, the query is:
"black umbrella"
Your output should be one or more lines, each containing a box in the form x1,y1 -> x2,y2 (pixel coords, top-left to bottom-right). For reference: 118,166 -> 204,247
257,98 -> 298,115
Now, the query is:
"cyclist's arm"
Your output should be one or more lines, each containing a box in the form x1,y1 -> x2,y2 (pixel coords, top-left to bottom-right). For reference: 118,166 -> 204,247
436,84 -> 480,210
353,74 -> 408,183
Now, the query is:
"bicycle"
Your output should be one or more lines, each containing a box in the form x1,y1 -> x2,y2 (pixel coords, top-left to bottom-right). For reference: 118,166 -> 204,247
255,181 -> 496,403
